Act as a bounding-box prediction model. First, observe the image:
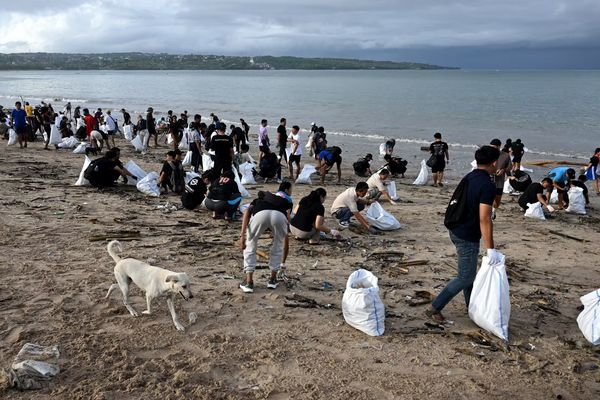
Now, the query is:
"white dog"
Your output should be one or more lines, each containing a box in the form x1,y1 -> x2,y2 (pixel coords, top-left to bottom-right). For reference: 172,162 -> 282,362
105,240 -> 193,331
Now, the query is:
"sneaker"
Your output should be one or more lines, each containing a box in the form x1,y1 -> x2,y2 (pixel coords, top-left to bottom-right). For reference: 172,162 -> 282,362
338,220 -> 349,229
239,281 -> 254,293
267,279 -> 278,290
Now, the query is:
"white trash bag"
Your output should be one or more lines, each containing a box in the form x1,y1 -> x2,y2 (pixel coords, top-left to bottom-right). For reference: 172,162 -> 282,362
75,156 -> 92,186
470,160 -> 477,171
123,124 -> 133,141
342,269 -> 385,336
136,172 -> 160,197
233,165 -> 250,198
178,128 -> 190,151
549,189 -> 558,204
566,186 -> 586,215
503,179 -> 514,194
49,124 -> 62,145
576,288 -> 600,345
412,159 -> 429,186
295,164 -> 317,185
7,129 -> 17,146
379,143 -> 386,157
58,136 -> 79,149
468,253 -> 510,341
130,135 -> 144,152
182,150 -> 193,167
124,160 -> 147,186
239,162 -> 257,185
524,202 -> 546,220
366,202 -> 401,230
72,143 -> 88,154
202,154 -> 214,171
387,181 -> 399,201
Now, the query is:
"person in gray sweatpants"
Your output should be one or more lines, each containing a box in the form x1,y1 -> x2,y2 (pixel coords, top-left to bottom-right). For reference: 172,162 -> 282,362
239,182 -> 293,293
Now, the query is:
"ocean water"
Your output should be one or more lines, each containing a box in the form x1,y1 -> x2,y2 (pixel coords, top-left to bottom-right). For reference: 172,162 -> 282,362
1,69 -> 598,177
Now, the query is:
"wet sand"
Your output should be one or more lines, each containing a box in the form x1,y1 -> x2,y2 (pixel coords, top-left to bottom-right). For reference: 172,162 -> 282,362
1,136 -> 599,399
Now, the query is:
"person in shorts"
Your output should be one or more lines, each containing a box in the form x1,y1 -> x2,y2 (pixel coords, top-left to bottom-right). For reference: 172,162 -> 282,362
429,132 -> 449,187
584,148 -> 600,195
511,138 -> 525,172
287,125 -> 302,180
258,119 -> 269,163
548,167 -> 575,209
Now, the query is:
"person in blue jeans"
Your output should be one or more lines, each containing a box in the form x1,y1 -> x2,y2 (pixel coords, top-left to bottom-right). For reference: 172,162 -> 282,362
427,145 -> 503,324
330,182 -> 376,233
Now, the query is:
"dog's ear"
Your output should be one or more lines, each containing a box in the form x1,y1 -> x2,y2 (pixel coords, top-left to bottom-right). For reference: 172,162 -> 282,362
165,275 -> 179,283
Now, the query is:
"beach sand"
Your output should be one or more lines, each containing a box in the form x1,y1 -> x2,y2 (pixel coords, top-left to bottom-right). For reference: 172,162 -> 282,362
1,136 -> 599,399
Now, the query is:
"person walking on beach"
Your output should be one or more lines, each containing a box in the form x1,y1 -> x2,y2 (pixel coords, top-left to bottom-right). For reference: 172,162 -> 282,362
146,107 -> 158,148
211,123 -> 234,175
489,138 -> 512,219
427,145 -> 501,324
258,119 -> 269,163
82,108 -> 96,148
288,125 -> 302,180
277,117 -> 288,163
429,132 -> 449,187
11,101 -> 27,149
239,181 -> 293,293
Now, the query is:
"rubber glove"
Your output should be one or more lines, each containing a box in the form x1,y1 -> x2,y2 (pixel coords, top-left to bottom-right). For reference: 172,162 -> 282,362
486,249 -> 503,266
546,205 -> 555,212
330,229 -> 341,238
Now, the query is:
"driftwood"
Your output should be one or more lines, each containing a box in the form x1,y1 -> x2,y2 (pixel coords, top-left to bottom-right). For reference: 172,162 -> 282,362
548,230 -> 587,243
88,230 -> 141,242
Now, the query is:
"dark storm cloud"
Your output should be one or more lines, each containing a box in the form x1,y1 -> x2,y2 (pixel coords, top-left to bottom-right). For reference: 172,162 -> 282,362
1,0 -> 599,68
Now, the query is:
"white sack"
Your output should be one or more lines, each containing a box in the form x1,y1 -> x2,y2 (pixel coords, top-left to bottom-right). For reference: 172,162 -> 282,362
468,253 -> 510,341
58,136 -> 79,149
239,162 -> 257,185
520,166 -> 534,173
75,156 -> 92,186
503,179 -> 514,194
412,160 -> 429,186
549,189 -> 558,204
72,143 -> 88,154
49,124 -> 62,145
123,124 -> 133,141
379,143 -> 386,156
130,135 -> 143,152
202,154 -> 214,171
182,150 -> 193,167
470,160 -> 477,171
167,132 -> 174,145
566,186 -> 586,215
577,289 -> 600,345
123,160 -> 147,186
387,181 -> 399,201
524,202 -> 546,220
295,164 -> 317,185
233,165 -> 250,198
342,269 -> 385,336
178,128 -> 190,151
136,172 -> 160,197
366,202 -> 401,231
7,129 -> 17,146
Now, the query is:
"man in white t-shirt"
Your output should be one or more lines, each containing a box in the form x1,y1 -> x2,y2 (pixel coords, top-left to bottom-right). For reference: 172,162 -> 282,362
287,125 -> 302,180
258,119 -> 269,164
330,182 -> 374,231
366,169 -> 397,204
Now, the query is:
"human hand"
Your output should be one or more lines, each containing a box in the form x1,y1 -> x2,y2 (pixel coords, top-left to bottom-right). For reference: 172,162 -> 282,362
486,249 -> 503,266
239,236 -> 246,250
546,205 -> 555,212
330,229 -> 341,238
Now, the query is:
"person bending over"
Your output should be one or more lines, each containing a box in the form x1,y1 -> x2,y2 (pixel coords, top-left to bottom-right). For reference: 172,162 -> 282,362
330,182 -> 375,232
518,178 -> 554,212
205,169 -> 242,221
258,147 -> 281,183
353,154 -> 373,177
86,148 -> 135,188
548,167 -> 575,209
366,168 -> 397,204
290,188 -> 341,244
317,146 -> 342,184
383,154 -> 408,178
239,181 -> 293,293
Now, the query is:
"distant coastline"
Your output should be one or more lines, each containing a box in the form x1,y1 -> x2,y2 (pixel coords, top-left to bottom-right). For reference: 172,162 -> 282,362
0,53 -> 458,71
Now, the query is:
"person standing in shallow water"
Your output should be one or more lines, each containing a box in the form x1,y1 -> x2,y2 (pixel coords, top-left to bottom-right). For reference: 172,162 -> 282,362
427,145 -> 501,324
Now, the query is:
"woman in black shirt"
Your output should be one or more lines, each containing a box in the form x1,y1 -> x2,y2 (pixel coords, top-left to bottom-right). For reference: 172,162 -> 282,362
290,188 -> 341,244
205,170 -> 242,221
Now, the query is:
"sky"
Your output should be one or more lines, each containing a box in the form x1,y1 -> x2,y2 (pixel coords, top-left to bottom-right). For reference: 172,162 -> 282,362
1,0 -> 600,69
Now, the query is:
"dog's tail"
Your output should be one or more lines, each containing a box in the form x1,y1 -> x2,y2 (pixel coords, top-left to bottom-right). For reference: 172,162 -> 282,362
107,240 -> 122,263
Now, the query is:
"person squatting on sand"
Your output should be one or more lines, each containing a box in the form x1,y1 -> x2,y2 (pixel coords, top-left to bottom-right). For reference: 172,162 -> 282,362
239,181 -> 293,293
427,145 -> 501,324
205,169 -> 242,221
365,168 -> 398,204
85,148 -> 136,188
290,188 -> 341,244
330,181 -> 376,233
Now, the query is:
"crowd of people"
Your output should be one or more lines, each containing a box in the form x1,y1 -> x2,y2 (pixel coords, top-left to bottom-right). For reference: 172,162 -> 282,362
2,100 -> 599,325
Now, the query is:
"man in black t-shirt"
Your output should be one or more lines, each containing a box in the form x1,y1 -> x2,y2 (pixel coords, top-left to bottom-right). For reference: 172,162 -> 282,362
511,138 -> 525,172
518,178 -> 554,211
146,107 -> 158,147
428,146 -> 501,324
211,123 -> 234,175
239,182 -> 293,293
429,132 -> 449,187
277,117 -> 288,163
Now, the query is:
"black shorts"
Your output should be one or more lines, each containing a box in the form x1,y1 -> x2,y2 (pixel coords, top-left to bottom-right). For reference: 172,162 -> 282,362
326,155 -> 342,167
431,161 -> 446,173
289,154 -> 301,164
15,125 -> 27,135
259,145 -> 269,153
512,154 -> 523,163
107,130 -> 117,136
101,132 -> 109,141
495,187 -> 503,196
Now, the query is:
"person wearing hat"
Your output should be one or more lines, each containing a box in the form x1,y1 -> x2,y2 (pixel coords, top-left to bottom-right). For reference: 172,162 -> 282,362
489,138 -> 512,220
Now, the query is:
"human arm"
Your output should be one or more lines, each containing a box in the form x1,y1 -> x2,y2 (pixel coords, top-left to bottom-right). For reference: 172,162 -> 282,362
239,205 -> 253,250
480,203 -> 501,265
336,162 -> 342,184
353,210 -> 371,230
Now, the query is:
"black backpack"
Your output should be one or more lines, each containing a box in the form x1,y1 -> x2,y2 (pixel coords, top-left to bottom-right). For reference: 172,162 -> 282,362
168,161 -> 185,194
83,158 -> 101,181
444,176 -> 470,230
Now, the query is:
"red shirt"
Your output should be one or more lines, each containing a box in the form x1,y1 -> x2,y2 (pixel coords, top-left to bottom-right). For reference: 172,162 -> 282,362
84,115 -> 95,137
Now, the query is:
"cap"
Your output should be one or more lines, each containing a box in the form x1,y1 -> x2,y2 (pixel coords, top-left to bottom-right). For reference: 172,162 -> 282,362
490,138 -> 502,146
311,122 -> 315,126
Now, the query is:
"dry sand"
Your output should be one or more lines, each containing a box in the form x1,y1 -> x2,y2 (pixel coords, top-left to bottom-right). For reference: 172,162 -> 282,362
1,137 -> 599,399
